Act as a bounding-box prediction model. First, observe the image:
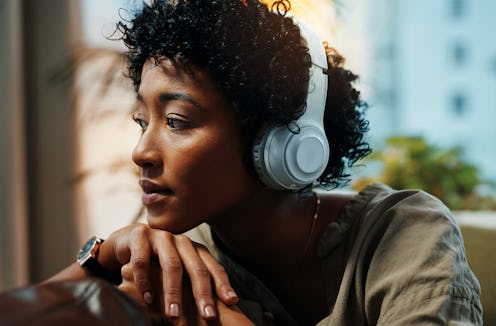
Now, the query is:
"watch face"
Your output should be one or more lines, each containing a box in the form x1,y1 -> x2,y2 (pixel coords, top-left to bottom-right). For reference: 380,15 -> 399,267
77,236 -> 98,262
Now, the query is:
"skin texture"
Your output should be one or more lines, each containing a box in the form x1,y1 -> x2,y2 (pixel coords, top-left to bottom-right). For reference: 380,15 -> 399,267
131,60 -> 259,233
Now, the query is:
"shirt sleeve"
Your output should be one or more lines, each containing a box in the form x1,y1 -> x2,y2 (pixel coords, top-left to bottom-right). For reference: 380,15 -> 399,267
361,189 -> 483,325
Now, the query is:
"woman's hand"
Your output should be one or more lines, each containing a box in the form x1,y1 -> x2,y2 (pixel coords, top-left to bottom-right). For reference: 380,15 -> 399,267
119,260 -> 254,326
98,223 -> 239,321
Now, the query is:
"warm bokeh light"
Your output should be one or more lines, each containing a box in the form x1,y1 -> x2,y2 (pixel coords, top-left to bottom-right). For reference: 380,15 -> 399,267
263,0 -> 340,39
263,0 -> 371,93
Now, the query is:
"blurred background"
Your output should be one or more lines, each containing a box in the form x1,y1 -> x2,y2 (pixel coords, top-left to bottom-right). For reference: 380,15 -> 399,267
1,0 -> 495,321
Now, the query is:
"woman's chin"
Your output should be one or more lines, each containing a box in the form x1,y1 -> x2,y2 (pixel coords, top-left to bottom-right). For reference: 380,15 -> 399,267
146,214 -> 193,234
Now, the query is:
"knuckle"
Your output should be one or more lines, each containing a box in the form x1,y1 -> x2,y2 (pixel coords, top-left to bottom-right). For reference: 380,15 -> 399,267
131,224 -> 149,237
165,286 -> 181,297
163,257 -> 183,273
135,277 -> 148,289
191,267 -> 210,279
173,234 -> 190,244
195,287 -> 213,298
131,257 -> 149,270
155,230 -> 173,243
121,264 -> 133,280
210,265 -> 227,276
117,283 -> 128,292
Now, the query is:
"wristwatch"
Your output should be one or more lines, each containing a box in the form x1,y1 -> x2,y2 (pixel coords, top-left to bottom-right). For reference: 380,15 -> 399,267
77,236 -> 122,284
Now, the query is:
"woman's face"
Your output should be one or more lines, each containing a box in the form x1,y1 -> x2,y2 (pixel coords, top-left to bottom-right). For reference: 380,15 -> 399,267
132,59 -> 258,232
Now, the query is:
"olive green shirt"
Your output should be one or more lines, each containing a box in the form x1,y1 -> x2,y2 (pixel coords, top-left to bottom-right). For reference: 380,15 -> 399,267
186,183 -> 483,325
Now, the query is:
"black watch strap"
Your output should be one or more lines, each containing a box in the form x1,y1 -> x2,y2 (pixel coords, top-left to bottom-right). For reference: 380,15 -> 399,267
83,257 -> 122,285
77,236 -> 122,285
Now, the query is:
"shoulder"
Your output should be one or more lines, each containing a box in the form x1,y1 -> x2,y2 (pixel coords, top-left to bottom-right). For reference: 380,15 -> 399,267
351,182 -> 453,221
342,183 -> 483,324
336,182 -> 459,244
319,183 -> 456,257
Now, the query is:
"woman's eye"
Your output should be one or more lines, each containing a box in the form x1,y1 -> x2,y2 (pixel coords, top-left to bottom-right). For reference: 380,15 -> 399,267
134,118 -> 148,130
166,116 -> 191,130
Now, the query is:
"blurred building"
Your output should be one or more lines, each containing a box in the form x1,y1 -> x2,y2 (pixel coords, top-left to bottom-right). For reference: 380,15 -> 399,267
361,0 -> 496,183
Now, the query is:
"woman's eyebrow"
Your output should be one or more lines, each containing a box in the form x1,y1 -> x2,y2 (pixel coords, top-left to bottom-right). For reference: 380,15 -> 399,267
158,93 -> 205,111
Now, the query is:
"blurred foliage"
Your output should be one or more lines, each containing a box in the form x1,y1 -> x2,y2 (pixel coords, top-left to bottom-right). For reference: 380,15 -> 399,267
353,136 -> 496,210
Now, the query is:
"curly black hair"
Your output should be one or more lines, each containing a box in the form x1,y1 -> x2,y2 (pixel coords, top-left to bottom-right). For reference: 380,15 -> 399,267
117,0 -> 371,188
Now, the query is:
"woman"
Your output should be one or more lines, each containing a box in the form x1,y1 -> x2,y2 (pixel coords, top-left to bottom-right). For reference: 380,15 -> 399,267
47,0 -> 482,324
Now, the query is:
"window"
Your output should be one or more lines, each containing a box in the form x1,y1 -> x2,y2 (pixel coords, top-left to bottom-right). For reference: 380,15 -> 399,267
452,42 -> 467,67
450,0 -> 465,19
451,92 -> 468,116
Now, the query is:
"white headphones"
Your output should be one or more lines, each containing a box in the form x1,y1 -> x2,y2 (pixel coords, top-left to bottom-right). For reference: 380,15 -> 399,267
252,17 -> 329,190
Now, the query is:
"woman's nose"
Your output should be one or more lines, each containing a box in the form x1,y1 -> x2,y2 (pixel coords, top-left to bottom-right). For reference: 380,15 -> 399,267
132,131 -> 162,170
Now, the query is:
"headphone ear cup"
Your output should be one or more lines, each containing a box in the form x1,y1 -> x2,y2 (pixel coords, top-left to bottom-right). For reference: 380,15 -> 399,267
252,128 -> 269,186
252,126 -> 287,190
252,124 -> 329,190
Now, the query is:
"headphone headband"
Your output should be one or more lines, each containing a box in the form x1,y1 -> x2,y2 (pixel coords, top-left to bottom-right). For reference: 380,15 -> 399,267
293,17 -> 328,126
252,17 -> 330,190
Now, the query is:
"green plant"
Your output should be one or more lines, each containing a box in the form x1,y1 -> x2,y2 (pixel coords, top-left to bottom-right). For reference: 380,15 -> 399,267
353,136 -> 496,210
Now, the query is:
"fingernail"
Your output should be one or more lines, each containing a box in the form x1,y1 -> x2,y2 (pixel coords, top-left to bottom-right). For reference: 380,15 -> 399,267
204,304 -> 215,319
169,303 -> 180,318
226,289 -> 238,301
143,291 -> 153,304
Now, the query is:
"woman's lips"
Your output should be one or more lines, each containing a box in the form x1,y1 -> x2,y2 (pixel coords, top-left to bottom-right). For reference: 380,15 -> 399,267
139,179 -> 173,206
142,192 -> 170,205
